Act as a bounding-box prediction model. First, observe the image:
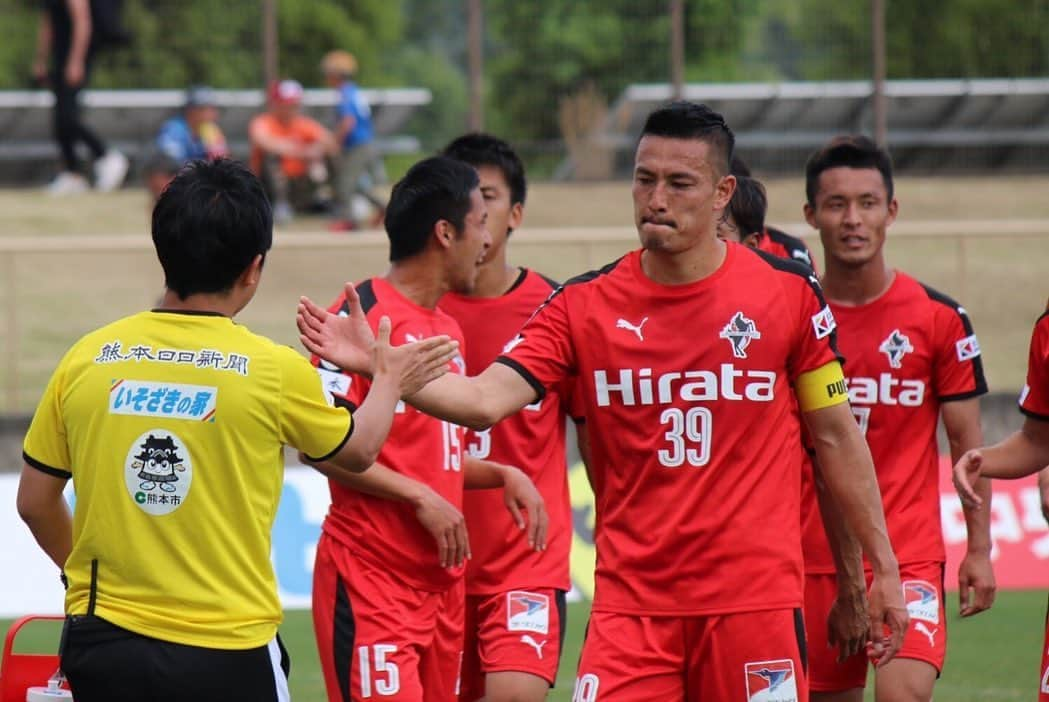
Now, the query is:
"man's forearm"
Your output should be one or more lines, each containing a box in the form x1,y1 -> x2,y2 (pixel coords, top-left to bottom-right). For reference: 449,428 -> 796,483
408,365 -> 536,431
464,455 -> 510,489
314,458 -> 428,505
979,421 -> 1049,479
813,460 -> 865,585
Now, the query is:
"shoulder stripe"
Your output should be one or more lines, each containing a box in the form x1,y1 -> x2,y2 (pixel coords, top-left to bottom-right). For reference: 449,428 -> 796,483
766,226 -> 808,251
534,270 -> 561,290
919,282 -> 988,393
919,282 -> 964,313
23,451 -> 72,480
356,279 -> 378,315
563,257 -> 624,288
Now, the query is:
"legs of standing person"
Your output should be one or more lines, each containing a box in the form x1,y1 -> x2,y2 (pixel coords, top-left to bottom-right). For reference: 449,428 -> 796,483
334,142 -> 384,227
60,614 -> 290,702
312,533 -> 443,702
423,578 -> 465,702
806,573 -> 866,702
261,155 -> 294,224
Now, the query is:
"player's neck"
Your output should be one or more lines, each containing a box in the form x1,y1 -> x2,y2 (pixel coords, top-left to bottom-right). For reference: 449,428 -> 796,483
385,258 -> 448,310
155,289 -> 241,317
821,257 -> 895,306
469,251 -> 520,298
640,235 -> 726,286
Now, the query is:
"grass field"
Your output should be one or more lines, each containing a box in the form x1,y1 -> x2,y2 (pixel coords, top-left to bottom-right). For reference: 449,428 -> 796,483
2,593 -> 1045,700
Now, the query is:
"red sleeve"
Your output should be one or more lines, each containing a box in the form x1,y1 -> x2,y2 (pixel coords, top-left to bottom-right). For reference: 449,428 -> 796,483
1020,315 -> 1049,420
495,288 -> 575,401
788,273 -> 843,381
932,302 -> 988,402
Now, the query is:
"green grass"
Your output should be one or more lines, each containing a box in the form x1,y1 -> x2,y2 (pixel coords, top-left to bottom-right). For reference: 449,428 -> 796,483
2,593 -> 1044,700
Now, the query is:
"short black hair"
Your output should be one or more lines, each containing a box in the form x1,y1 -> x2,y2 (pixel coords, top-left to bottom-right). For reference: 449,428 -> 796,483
441,133 -> 527,206
152,159 -> 272,300
805,135 -> 894,206
384,156 -> 480,262
726,176 -> 767,238
640,101 -> 735,176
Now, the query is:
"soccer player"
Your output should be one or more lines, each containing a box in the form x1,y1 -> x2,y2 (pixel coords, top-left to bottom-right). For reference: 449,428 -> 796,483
299,101 -> 910,700
438,133 -> 573,702
803,136 -> 996,702
310,155 -> 548,702
954,308 -> 1049,702
15,158 -> 456,702
731,155 -> 816,270
716,174 -> 767,248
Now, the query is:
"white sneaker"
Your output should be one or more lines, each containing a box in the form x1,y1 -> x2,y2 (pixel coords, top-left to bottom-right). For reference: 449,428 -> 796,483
45,171 -> 89,196
93,150 -> 129,192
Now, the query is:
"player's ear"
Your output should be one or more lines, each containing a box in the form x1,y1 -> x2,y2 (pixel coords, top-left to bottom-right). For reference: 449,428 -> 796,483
886,197 -> 899,226
434,219 -> 455,250
742,232 -> 762,249
507,201 -> 524,232
714,173 -> 736,210
803,202 -> 817,229
240,254 -> 264,287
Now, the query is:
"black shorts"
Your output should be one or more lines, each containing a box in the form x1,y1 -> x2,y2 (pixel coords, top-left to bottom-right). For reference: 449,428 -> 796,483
60,615 -> 291,702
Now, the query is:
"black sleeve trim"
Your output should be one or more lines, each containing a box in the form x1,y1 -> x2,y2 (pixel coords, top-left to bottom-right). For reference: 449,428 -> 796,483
505,268 -> 530,294
303,407 -> 355,463
939,387 -> 988,403
332,395 -> 358,412
23,452 -> 72,479
494,356 -> 547,402
571,416 -> 586,425
919,282 -> 988,398
535,271 -> 562,290
1020,406 -> 1049,422
335,279 -> 378,317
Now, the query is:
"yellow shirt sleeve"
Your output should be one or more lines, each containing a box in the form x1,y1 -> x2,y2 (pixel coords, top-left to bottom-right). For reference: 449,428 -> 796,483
277,346 -> 354,461
22,353 -> 72,477
794,360 -> 850,412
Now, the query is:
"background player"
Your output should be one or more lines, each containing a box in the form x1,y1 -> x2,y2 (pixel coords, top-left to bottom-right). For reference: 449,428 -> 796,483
731,155 -> 816,270
309,156 -> 547,702
15,158 -> 456,702
803,136 -> 996,702
298,101 -> 910,701
954,304 -> 1049,702
439,133 -> 573,702
716,174 -> 767,248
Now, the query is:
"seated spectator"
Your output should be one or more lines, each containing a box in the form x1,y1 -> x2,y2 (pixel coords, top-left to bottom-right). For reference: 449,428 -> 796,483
156,85 -> 229,166
321,50 -> 386,231
249,79 -> 337,224
717,175 -> 767,248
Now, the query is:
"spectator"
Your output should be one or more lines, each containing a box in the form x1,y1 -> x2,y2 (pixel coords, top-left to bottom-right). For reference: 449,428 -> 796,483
155,85 -> 229,166
141,151 -> 179,202
249,79 -> 337,224
322,50 -> 386,231
34,0 -> 128,195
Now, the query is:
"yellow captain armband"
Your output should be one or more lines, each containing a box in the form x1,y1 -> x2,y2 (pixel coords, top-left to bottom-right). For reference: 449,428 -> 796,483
795,361 -> 849,412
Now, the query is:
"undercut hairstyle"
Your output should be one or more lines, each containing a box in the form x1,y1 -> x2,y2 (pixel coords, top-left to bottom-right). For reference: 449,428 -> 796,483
442,133 -> 527,207
152,158 -> 272,300
805,135 -> 895,206
726,176 -> 767,238
384,156 -> 480,262
640,101 -> 735,176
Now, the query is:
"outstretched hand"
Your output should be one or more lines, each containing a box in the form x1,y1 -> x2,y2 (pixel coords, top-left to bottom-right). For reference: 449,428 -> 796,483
953,449 -> 985,510
298,282 -> 376,376
373,315 -> 460,397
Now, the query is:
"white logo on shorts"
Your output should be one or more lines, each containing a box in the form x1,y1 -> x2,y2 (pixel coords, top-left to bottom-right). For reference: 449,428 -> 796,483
520,634 -> 547,659
915,621 -> 938,648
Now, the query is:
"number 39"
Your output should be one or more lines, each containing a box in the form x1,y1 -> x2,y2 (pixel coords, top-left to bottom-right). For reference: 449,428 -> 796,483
658,407 -> 712,468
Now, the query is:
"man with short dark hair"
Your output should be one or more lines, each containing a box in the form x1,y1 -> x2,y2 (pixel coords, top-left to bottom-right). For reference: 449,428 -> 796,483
309,155 -> 547,702
717,174 -> 767,248
16,158 -> 455,702
299,102 -> 909,700
439,133 -> 574,702
803,135 -> 995,702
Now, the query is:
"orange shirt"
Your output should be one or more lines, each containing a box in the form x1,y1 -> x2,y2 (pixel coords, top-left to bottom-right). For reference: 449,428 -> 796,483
248,113 -> 328,178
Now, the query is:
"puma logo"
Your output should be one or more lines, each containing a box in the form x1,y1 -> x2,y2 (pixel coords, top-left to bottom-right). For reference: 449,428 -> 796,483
915,621 -> 938,648
616,317 -> 649,341
520,634 -> 548,659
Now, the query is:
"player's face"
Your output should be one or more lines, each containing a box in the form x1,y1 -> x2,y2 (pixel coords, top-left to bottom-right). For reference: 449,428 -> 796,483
632,136 -> 735,254
448,187 -> 492,293
806,166 -> 898,268
476,164 -> 523,264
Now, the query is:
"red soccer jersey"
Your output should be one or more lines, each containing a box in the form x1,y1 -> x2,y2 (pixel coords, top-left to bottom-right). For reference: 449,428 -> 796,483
758,226 -> 818,274
1020,311 -> 1049,419
440,269 -> 573,594
801,272 -> 987,573
499,244 -> 842,616
313,277 -> 468,592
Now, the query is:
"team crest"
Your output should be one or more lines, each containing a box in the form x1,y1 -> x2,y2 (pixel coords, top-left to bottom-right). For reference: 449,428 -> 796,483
720,312 -> 761,359
745,659 -> 798,702
811,306 -> 836,340
879,329 -> 914,369
506,590 -> 550,635
903,580 -> 940,624
124,429 -> 192,515
956,334 -> 981,362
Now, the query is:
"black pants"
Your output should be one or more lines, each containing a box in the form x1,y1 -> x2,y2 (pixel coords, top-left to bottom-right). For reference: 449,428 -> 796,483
49,61 -> 106,173
60,615 -> 291,702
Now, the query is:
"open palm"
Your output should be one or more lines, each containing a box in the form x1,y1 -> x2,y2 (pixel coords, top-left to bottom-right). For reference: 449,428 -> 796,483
298,282 -> 376,375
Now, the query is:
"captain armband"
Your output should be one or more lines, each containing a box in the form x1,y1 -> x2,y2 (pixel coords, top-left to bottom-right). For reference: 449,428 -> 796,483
795,361 -> 849,412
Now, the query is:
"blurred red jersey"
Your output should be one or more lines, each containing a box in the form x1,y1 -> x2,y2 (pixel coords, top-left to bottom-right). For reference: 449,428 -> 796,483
758,226 -> 818,274
499,244 -> 841,615
801,272 -> 987,573
313,277 -> 467,592
1020,311 -> 1049,419
440,268 -> 573,594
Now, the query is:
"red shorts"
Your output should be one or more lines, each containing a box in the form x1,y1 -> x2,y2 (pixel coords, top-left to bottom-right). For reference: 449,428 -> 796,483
312,533 -> 464,702
571,609 -> 808,701
804,561 -> 947,692
1040,594 -> 1049,702
458,589 -> 566,701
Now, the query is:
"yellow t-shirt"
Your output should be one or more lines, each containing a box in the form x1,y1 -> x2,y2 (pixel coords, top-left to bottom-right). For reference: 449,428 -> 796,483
22,310 -> 353,649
